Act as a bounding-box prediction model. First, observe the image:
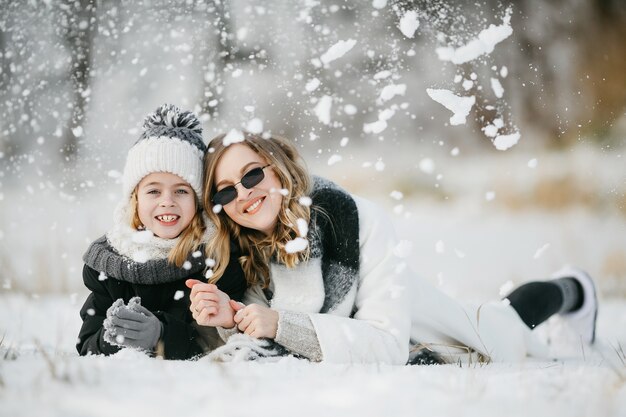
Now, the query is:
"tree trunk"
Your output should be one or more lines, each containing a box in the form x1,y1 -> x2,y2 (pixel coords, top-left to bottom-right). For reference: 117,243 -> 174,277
198,1 -> 258,119
60,0 -> 97,159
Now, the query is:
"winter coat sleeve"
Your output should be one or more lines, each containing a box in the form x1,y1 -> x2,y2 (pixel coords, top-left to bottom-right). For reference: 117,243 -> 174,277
155,245 -> 246,358
214,240 -> 248,302
148,247 -> 246,359
308,196 -> 411,365
76,265 -> 121,356
153,310 -> 205,360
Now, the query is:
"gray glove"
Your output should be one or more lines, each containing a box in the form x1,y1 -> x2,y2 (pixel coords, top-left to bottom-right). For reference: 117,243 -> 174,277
104,298 -> 163,352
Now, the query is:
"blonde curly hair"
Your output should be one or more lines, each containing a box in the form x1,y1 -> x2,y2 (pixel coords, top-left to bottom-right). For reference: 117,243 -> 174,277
203,132 -> 312,287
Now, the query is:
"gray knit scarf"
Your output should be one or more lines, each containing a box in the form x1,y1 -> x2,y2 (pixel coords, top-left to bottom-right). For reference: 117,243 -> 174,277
82,189 -> 215,284
308,176 -> 361,313
83,235 -> 206,284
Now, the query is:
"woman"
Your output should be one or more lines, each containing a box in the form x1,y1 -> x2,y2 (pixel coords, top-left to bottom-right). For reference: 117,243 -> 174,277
187,132 -> 598,365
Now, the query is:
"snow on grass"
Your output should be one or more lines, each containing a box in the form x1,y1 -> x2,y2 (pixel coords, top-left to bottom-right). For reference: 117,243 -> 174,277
2,354 -> 624,417
0,293 -> 624,417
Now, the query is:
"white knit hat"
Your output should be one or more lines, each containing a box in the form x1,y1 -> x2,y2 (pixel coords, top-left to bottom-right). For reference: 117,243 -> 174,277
122,104 -> 207,201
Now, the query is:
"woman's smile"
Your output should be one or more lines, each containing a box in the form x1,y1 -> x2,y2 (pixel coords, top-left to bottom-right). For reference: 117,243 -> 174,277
214,143 -> 283,235
244,196 -> 265,214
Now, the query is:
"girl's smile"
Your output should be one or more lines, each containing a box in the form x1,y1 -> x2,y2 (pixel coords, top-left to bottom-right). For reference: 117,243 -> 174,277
155,214 -> 180,224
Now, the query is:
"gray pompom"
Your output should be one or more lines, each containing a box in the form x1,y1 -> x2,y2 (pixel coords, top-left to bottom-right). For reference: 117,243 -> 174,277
143,104 -> 202,134
138,104 -> 206,152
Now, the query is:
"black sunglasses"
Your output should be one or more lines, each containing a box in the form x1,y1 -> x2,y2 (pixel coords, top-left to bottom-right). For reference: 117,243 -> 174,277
212,164 -> 272,206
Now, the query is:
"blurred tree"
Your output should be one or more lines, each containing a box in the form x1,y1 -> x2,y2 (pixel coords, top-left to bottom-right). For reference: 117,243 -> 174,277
580,0 -> 626,142
0,24 -> 9,97
512,0 -> 626,145
1,0 -> 624,171
57,0 -> 97,159
198,0 -> 259,120
0,6 -> 21,159
0,18 -> 12,156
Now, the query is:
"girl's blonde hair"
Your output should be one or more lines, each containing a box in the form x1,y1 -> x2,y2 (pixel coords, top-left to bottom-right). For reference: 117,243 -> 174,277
203,133 -> 312,287
129,188 -> 205,268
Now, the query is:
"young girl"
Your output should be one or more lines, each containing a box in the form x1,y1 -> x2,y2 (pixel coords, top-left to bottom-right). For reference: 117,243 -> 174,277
76,104 -> 246,360
188,132 -> 598,364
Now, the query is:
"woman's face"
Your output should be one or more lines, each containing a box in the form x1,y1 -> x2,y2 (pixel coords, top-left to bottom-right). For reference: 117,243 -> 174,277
213,143 -> 283,235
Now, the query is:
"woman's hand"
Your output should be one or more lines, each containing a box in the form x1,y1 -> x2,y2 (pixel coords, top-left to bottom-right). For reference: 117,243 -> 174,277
232,302 -> 279,339
186,279 -> 236,328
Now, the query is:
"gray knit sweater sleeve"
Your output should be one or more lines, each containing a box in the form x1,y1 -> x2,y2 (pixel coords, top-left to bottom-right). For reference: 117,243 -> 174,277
215,310 -> 323,362
216,325 -> 239,341
275,310 -> 323,362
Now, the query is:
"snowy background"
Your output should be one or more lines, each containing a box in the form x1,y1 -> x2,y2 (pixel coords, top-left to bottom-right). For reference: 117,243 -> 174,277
1,0 -> 626,416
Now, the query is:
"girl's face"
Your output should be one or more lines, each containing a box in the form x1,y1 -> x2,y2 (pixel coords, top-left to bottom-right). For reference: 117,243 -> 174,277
214,143 -> 283,235
136,172 -> 196,239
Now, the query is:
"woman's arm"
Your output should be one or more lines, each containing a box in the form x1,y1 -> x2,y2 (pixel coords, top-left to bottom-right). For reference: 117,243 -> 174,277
235,195 -> 410,364
306,196 -> 411,365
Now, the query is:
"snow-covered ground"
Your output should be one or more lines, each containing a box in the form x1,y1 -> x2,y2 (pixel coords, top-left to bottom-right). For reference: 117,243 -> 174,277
0,293 -> 625,417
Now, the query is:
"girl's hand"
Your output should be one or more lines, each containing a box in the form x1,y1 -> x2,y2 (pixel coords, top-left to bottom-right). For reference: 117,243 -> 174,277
185,279 -> 236,328
232,303 -> 279,339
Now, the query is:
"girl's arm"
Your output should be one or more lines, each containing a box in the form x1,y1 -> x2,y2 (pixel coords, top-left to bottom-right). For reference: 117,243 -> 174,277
161,243 -> 246,358
187,280 -> 237,328
78,265 -> 205,359
150,308 -> 205,359
76,265 -> 121,356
